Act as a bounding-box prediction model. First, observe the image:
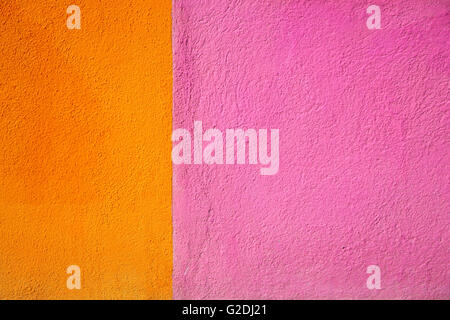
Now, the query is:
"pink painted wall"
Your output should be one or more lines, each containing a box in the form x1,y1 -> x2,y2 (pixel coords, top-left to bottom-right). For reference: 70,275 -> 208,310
172,0 -> 449,299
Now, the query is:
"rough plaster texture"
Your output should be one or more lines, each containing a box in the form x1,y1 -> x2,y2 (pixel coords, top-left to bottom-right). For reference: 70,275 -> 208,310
172,0 -> 449,299
0,0 -> 172,299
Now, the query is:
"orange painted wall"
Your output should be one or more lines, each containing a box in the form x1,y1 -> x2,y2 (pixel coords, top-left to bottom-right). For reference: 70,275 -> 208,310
0,1 -> 172,299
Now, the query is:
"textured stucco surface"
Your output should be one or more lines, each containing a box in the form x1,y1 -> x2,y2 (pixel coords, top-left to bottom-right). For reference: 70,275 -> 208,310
0,1 -> 172,299
172,0 -> 449,299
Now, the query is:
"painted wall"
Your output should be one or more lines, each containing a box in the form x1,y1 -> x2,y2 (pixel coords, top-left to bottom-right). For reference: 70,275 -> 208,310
0,0 -> 448,300
172,0 -> 449,299
0,0 -> 172,299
